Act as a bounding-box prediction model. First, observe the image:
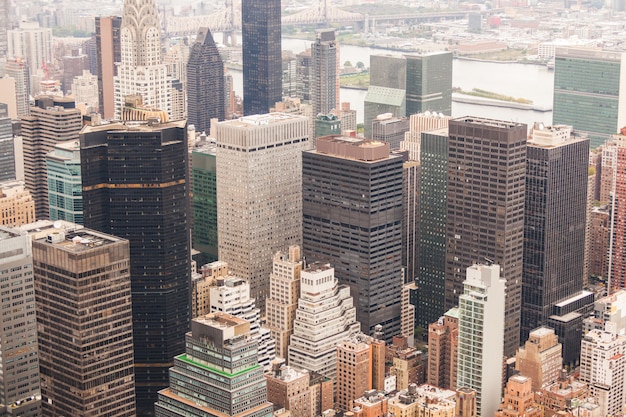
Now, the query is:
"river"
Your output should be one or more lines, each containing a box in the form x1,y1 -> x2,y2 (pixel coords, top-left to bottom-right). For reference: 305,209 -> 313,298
229,37 -> 555,128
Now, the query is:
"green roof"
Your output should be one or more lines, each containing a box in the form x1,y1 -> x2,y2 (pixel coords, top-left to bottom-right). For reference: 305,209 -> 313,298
177,354 -> 260,378
364,86 -> 406,107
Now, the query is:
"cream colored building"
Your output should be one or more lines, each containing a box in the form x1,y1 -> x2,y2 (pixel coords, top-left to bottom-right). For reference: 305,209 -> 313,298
266,246 -> 304,360
0,180 -> 35,226
191,260 -> 228,318
216,113 -> 309,311
387,384 -> 456,417
516,327 -> 563,391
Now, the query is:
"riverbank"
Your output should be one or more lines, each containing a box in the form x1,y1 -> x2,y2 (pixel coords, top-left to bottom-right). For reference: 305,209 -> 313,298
452,93 -> 552,112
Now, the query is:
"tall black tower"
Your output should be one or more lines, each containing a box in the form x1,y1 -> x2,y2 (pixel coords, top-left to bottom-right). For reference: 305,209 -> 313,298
242,0 -> 282,116
187,27 -> 224,134
80,120 -> 190,415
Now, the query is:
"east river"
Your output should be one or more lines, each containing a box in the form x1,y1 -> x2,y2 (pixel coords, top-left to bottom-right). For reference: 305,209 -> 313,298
230,37 -> 555,128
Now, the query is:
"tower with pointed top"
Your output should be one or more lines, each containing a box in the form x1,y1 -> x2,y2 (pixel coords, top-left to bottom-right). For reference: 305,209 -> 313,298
114,0 -> 171,119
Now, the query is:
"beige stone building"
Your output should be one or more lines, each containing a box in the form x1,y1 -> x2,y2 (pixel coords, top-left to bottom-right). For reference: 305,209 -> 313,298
495,375 -> 542,417
427,308 -> 458,390
336,335 -> 374,412
0,180 -> 35,226
191,260 -> 228,318
266,360 -> 311,417
516,327 -> 563,391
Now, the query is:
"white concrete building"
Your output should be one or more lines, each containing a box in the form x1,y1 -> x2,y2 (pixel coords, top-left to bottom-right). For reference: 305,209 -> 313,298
7,21 -> 52,70
70,70 -> 99,112
288,263 -> 361,380
216,113 -> 309,311
114,0 -> 171,119
584,289 -> 626,336
456,263 -> 505,417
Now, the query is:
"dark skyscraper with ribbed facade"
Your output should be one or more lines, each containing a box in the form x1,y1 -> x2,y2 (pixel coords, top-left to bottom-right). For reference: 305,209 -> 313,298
80,120 -> 190,415
303,135 -> 404,341
187,27 -> 224,134
242,0 -> 282,116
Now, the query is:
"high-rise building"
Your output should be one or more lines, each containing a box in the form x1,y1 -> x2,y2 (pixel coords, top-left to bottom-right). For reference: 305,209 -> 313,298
364,55 -> 406,139
266,246 -> 304,360
242,0 -> 282,116
0,181 -> 35,226
95,16 -> 121,119
282,51 -> 297,98
400,111 -> 451,161
427,308 -> 458,390
61,51 -> 88,94
296,49 -> 311,102
22,96 -> 82,219
494,375 -> 542,417
216,113 -> 308,310
416,128 -> 448,327
187,27 -> 224,134
191,143 -> 218,263
46,140 -> 82,224
114,0 -> 171,119
71,70 -> 99,111
579,324 -> 626,416
266,360 -> 312,417
5,58 -> 30,117
584,289 -> 626,334
331,102 -> 357,133
29,222 -> 135,417
336,335 -> 373,412
522,124 -> 592,362
553,48 -> 626,149
0,0 -> 9,75
80,119 -> 190,413
311,29 -> 338,138
609,133 -> 626,291
155,313 -> 274,417
288,263 -> 360,380
404,52 -> 453,117
446,117 -> 526,357
590,204 -> 611,280
209,276 -> 276,369
516,327 -> 563,391
0,227 -> 41,417
456,264 -> 505,417
402,160 -> 420,285
0,102 -> 14,181
303,135 -> 404,339
372,114 -> 409,150
7,21 -> 52,71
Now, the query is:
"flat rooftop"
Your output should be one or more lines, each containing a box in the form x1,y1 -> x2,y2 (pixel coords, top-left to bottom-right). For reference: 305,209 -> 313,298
80,119 -> 187,135
452,116 -> 525,129
219,113 -> 308,129
33,229 -> 123,253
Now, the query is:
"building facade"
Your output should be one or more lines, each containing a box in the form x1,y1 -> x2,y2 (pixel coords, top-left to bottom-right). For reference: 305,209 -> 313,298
515,327 -> 563,391
191,143 -> 218,263
336,335 -> 373,412
311,28 -> 338,138
95,16 -> 122,119
494,375 -> 542,417
7,21 -> 52,72
404,52 -> 453,117
0,181 -> 35,226
0,102 -> 14,181
4,58 -> 30,117
266,360 -> 312,417
46,140 -> 82,224
427,308 -> 458,390
372,114 -> 409,151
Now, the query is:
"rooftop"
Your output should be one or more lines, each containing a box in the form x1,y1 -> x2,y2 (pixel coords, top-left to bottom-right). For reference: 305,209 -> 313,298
33,228 -> 123,253
80,119 -> 187,135
220,112 -> 308,129
453,116 -> 525,130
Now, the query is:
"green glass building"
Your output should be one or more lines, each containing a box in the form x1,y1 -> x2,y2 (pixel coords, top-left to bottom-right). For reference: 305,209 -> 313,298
553,48 -> 626,149
46,140 -> 83,224
405,52 -> 453,117
192,144 -> 218,264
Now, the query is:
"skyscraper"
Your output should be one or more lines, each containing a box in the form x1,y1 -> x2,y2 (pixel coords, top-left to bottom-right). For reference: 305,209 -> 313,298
46,140 -> 82,224
242,0 -> 282,115
303,135 -> 404,339
80,119 -> 190,413
553,48 -> 626,148
0,102 -> 14,181
336,335 -> 373,411
95,16 -> 121,119
446,117 -> 526,357
404,52 -> 453,116
155,313 -> 274,417
521,124 -> 590,340
28,222 -> 135,417
0,0 -> 9,76
216,113 -> 308,310
372,114 -> 409,151
7,21 -> 52,71
191,143 -> 218,263
609,133 -> 626,291
5,58 -> 30,117
22,96 -> 82,219
0,227 -> 41,417
456,264 -> 505,417
187,27 -> 224,134
311,29 -> 338,138
114,0 -> 171,119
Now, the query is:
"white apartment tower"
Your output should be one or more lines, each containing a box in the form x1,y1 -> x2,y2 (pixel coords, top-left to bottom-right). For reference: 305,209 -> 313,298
266,246 -> 304,360
579,323 -> 626,416
288,263 -> 361,380
456,264 -> 505,417
210,276 -> 276,369
7,21 -> 52,71
114,0 -> 171,119
216,113 -> 309,311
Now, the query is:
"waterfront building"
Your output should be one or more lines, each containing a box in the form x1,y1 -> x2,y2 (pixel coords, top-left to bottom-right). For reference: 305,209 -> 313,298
95,16 -> 121,119
154,313 -> 274,417
0,181 -> 35,226
553,48 -> 626,148
516,327 -> 563,391
266,360 -> 312,417
288,263 -> 360,380
266,246 -> 304,360
494,375 -> 542,417
22,96 -> 82,219
0,102 -> 14,181
303,135 -> 404,339
30,223 -> 135,417
0,228 -> 41,417
114,0 -> 171,119
456,264 -> 505,417
216,113 -> 308,311
7,21 -> 52,72
282,51 -> 297,98
80,119 -> 190,412
242,0 -> 282,116
404,52 -> 453,117
446,117 -> 526,357
46,140 -> 82,224
364,55 -> 406,139
311,29 -> 338,139
372,113 -> 409,151
191,143 -> 218,263
427,308 -> 458,390
4,58 -> 30,117
187,27 -> 224,134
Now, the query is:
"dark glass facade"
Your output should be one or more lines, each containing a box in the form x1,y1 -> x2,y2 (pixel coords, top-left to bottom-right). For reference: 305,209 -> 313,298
242,0 -> 282,116
522,135 -> 589,341
445,117 -> 527,357
302,138 -> 404,341
80,120 -> 190,415
405,52 -> 453,116
191,145 -> 218,263
416,129 -> 449,328
187,27 -> 224,134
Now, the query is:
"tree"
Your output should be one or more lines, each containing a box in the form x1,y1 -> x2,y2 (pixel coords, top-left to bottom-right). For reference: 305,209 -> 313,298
344,60 -> 352,67
356,61 -> 365,69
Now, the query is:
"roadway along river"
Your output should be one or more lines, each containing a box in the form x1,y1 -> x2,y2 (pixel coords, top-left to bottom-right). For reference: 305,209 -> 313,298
229,37 -> 555,128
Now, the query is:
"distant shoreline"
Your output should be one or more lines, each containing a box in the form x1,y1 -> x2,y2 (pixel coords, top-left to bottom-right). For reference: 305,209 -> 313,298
453,93 -> 552,112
